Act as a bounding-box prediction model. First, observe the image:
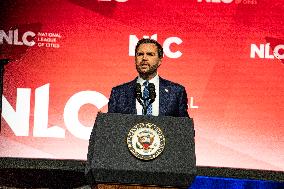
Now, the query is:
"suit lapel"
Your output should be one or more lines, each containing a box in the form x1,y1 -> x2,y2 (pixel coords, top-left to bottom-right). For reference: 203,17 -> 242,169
159,77 -> 170,115
127,78 -> 137,114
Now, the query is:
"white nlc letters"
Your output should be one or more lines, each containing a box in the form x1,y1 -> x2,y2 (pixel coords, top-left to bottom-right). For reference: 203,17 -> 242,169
250,43 -> 284,60
129,34 -> 183,59
2,84 -> 109,140
0,29 -> 36,46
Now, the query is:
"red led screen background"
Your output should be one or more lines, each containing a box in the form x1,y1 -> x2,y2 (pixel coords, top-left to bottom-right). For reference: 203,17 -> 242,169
0,0 -> 283,172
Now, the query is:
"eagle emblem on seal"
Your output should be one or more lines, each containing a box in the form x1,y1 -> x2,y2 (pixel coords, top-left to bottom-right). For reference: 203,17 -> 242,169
127,123 -> 165,160
136,130 -> 155,151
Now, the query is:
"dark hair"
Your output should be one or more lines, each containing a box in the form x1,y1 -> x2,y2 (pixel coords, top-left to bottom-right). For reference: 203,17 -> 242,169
135,38 -> 163,59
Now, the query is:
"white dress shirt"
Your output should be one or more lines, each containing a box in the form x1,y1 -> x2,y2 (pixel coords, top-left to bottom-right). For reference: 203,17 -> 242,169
136,75 -> 160,116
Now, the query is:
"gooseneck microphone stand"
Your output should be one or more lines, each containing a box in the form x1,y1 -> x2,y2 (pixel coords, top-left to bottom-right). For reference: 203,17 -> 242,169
0,59 -> 9,131
135,83 -> 156,115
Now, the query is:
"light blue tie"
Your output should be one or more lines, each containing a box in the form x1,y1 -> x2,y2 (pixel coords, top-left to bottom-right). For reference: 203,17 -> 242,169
143,81 -> 152,115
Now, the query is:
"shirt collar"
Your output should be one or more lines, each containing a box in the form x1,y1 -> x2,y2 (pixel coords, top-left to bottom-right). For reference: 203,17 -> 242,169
137,74 -> 159,85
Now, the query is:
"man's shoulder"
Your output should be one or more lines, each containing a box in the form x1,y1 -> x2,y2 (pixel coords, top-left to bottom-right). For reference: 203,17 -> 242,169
160,77 -> 185,90
111,79 -> 136,91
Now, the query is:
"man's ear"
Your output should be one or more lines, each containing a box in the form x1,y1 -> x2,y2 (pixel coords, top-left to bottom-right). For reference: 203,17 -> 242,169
158,58 -> 162,67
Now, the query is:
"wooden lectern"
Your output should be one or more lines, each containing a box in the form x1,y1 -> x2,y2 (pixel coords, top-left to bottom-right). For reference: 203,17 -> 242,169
85,113 -> 196,189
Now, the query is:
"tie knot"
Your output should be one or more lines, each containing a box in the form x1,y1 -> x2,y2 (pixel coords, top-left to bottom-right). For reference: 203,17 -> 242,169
143,81 -> 149,86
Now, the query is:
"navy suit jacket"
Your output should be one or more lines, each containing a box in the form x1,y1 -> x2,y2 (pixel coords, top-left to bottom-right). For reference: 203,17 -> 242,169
108,77 -> 189,117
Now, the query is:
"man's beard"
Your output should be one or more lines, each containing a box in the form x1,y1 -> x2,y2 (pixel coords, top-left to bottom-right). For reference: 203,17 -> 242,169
136,63 -> 159,79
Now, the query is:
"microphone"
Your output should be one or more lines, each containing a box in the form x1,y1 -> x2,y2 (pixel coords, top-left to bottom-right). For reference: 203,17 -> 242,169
135,83 -> 142,99
135,83 -> 144,108
135,82 -> 156,115
148,83 -> 156,104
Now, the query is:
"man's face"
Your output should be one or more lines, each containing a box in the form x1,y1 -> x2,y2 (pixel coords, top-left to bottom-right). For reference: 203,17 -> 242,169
135,43 -> 161,78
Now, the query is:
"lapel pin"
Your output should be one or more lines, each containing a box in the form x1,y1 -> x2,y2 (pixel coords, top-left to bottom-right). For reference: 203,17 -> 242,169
165,89 -> 169,93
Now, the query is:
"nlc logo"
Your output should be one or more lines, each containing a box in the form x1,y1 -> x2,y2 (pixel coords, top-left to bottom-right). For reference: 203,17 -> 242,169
129,34 -> 183,59
0,29 -> 36,47
2,84 -> 109,140
250,43 -> 284,60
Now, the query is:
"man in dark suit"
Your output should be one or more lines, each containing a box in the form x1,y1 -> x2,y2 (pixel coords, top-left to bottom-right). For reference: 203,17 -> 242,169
108,38 -> 189,117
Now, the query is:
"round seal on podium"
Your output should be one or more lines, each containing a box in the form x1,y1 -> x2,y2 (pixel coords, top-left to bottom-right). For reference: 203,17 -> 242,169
127,122 -> 165,160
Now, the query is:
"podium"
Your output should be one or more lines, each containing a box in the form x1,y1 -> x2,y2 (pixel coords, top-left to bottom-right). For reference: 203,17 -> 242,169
85,113 -> 196,188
